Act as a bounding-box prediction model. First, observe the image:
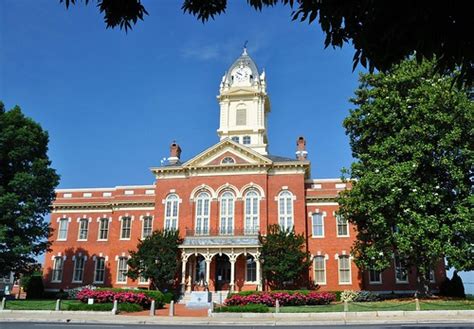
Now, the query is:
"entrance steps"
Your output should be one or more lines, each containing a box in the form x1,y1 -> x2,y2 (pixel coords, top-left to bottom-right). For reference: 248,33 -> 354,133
178,290 -> 229,305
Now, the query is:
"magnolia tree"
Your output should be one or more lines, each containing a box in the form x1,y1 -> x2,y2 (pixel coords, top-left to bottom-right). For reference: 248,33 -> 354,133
259,224 -> 311,289
338,58 -> 473,295
127,229 -> 182,291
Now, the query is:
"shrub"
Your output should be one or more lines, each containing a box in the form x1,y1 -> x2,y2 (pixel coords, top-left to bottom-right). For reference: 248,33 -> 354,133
95,288 -> 165,308
77,289 -> 152,308
331,291 -> 343,302
163,292 -> 174,304
25,275 -> 44,299
353,291 -> 380,302
439,272 -> 466,298
66,302 -> 142,313
340,290 -> 359,302
224,291 -> 335,307
67,285 -> 97,300
215,304 -> 269,313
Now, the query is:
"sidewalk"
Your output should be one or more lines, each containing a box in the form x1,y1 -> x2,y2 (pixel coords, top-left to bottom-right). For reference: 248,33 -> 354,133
1,309 -> 474,326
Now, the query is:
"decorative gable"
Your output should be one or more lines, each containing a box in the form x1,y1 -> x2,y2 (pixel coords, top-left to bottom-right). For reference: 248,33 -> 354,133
182,139 -> 272,168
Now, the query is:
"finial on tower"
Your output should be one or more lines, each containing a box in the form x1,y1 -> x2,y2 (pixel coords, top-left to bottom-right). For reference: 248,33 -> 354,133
243,40 -> 248,55
296,136 -> 308,160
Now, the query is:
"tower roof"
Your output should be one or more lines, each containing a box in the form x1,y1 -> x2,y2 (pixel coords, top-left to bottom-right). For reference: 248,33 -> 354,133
224,47 -> 260,85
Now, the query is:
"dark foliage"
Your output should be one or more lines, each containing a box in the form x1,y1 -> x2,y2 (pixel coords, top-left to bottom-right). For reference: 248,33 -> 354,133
61,1 -> 473,85
215,303 -> 269,313
440,271 -> 466,298
24,275 -> 44,299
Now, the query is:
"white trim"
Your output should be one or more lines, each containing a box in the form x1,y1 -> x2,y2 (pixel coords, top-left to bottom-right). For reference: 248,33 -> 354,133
313,254 -> 328,285
51,256 -> 64,283
335,213 -> 350,237
277,190 -> 294,231
216,183 -> 241,199
141,215 -> 154,239
164,194 -> 180,231
57,217 -> 70,241
116,256 -> 129,284
55,185 -> 155,193
394,257 -> 409,284
97,217 -> 111,241
244,254 -> 257,283
77,217 -> 91,241
310,211 -> 326,238
72,255 -> 86,283
93,256 -> 106,284
119,216 -> 133,240
240,182 -> 265,199
305,178 -> 343,183
337,254 -> 352,285
369,269 -> 383,285
189,184 -> 217,201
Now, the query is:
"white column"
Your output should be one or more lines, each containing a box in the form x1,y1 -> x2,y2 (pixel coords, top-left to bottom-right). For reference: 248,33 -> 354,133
205,259 -> 211,288
256,258 -> 262,291
181,257 -> 187,293
230,259 -> 236,292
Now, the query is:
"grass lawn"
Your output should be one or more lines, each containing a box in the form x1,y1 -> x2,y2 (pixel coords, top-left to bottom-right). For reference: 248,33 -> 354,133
272,299 -> 474,313
4,299 -> 81,310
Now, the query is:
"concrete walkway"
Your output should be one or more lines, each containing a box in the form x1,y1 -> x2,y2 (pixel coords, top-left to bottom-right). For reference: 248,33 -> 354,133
1,309 -> 473,326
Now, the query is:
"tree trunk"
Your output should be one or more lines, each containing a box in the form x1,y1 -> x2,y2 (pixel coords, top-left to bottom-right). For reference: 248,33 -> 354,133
416,274 -> 431,297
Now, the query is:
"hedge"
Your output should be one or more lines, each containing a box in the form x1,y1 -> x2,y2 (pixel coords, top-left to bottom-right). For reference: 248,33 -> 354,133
95,288 -> 165,308
225,291 -> 335,307
215,304 -> 269,313
66,302 -> 142,312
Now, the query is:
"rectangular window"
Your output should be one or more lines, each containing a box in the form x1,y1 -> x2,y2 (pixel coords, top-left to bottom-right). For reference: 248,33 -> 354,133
427,269 -> 435,283
338,256 -> 351,284
98,218 -> 109,240
57,218 -> 69,240
120,217 -> 131,239
52,257 -> 64,282
312,213 -> 324,237
94,257 -> 105,283
243,136 -> 251,145
369,269 -> 382,284
314,256 -> 326,284
231,136 -> 240,143
395,256 -> 409,283
142,216 -> 153,238
236,108 -> 246,126
246,256 -> 257,282
78,219 -> 89,240
165,195 -> 179,231
73,256 -> 85,282
117,257 -> 128,283
336,215 -> 349,237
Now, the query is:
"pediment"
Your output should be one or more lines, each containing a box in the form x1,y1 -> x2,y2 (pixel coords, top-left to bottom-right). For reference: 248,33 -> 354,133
182,139 -> 272,168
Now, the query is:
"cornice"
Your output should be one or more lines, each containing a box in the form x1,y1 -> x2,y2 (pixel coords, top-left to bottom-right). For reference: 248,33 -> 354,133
52,200 -> 155,211
305,195 -> 338,203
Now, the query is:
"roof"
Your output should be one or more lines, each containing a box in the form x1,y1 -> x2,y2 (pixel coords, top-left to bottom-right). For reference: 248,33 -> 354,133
265,154 -> 295,162
224,47 -> 260,84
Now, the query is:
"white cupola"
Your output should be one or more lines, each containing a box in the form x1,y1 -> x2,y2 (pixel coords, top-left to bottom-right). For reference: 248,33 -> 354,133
217,47 -> 270,155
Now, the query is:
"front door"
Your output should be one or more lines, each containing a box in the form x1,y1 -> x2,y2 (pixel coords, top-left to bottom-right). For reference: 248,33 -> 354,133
215,255 -> 230,291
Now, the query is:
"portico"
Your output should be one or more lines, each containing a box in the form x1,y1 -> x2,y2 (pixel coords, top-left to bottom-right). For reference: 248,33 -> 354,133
179,234 -> 262,293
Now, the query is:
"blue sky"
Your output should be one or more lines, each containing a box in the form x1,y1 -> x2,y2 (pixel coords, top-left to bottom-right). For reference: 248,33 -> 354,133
1,1 -> 471,292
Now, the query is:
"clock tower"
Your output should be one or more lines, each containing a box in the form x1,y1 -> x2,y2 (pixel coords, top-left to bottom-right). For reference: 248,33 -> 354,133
217,47 -> 270,155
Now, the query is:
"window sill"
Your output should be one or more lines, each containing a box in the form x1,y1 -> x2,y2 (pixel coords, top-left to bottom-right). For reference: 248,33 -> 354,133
338,282 -> 352,285
314,282 -> 326,285
97,239 -> 108,241
77,239 -> 88,242
395,281 -> 409,284
311,236 -> 325,239
119,238 -> 131,241
116,281 -> 127,284
336,235 -> 350,238
51,280 -> 62,283
93,281 -> 104,284
369,281 -> 383,285
72,280 -> 83,284
56,239 -> 67,241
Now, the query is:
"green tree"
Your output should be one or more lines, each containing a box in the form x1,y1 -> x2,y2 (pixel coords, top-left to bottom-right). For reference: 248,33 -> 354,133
259,224 -> 311,289
60,0 -> 473,85
127,229 -> 182,291
0,102 -> 60,277
338,58 -> 473,295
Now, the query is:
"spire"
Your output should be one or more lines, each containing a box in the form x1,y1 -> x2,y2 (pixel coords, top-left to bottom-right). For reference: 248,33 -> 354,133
243,40 -> 248,55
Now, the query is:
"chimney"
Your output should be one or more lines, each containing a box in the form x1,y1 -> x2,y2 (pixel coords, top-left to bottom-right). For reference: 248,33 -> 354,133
295,136 -> 308,160
168,141 -> 181,165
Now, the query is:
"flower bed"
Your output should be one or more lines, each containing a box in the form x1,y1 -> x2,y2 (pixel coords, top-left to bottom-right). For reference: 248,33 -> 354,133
77,288 -> 151,308
225,291 -> 335,307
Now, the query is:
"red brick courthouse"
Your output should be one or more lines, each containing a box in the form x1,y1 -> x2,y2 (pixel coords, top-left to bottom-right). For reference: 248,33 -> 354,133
44,49 -> 445,295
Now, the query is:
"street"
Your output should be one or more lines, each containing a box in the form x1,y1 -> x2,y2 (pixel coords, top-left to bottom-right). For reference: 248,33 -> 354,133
1,323 -> 473,329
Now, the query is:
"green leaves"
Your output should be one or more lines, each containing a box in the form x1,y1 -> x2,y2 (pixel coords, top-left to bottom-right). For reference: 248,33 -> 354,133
0,102 -> 60,276
127,229 -> 182,290
338,58 -> 473,292
259,224 -> 311,289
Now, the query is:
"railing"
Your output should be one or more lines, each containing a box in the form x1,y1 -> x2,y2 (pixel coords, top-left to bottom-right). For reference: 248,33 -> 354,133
185,227 -> 260,237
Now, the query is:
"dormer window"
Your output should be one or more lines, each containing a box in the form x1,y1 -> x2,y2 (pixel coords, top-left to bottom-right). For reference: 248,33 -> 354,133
221,157 -> 235,164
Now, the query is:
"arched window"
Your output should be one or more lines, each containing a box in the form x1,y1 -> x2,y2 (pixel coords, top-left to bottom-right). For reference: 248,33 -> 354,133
278,191 -> 294,230
195,192 -> 210,235
219,191 -> 234,235
164,194 -> 179,231
244,190 -> 260,235
221,157 -> 235,164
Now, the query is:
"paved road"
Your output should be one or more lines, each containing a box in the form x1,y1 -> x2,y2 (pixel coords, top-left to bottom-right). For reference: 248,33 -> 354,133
1,323 -> 473,329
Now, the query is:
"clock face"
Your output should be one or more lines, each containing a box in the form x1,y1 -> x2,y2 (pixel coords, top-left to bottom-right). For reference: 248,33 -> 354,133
232,66 -> 252,84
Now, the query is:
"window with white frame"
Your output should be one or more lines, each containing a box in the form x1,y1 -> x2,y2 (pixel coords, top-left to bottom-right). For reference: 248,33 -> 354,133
312,213 -> 324,237
73,256 -> 85,282
117,257 -> 128,283
120,217 -> 132,239
246,255 -> 257,282
336,214 -> 349,237
98,218 -> 109,240
219,191 -> 234,235
338,255 -> 351,284
142,216 -> 153,238
242,136 -> 251,145
231,136 -> 240,143
195,192 -> 210,235
278,191 -> 294,231
52,256 -> 64,282
236,107 -> 246,125
94,257 -> 105,283
221,157 -> 235,164
57,218 -> 69,240
395,256 -> 409,283
78,218 -> 89,240
244,190 -> 259,235
314,256 -> 326,284
369,269 -> 382,283
164,194 -> 179,231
